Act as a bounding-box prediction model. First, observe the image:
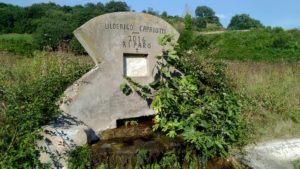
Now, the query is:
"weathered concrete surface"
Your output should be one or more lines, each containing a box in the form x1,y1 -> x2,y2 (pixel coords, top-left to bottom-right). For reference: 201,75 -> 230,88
60,12 -> 179,134
237,138 -> 300,169
37,114 -> 98,169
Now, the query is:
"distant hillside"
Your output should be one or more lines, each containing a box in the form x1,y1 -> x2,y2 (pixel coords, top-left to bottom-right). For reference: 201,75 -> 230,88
194,28 -> 300,61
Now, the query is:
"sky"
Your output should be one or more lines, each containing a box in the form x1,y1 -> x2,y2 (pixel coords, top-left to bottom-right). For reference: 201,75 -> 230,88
1,0 -> 300,29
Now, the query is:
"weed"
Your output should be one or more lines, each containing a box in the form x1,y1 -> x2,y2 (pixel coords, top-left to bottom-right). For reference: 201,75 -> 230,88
67,145 -> 92,169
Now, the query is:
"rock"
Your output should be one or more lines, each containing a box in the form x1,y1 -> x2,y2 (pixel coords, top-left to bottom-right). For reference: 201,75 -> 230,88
36,114 -> 98,169
236,138 -> 300,169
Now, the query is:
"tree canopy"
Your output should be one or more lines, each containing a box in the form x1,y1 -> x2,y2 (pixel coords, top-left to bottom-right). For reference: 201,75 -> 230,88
179,14 -> 193,50
194,5 -> 222,30
195,6 -> 215,18
228,14 -> 264,30
0,1 -> 130,53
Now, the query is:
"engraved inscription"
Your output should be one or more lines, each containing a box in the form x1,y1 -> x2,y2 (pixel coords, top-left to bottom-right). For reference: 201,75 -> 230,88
105,23 -> 134,30
104,23 -> 166,34
122,35 -> 151,49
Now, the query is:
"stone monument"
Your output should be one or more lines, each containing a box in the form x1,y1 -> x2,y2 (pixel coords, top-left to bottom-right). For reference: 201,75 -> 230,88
60,12 -> 179,134
38,12 -> 179,168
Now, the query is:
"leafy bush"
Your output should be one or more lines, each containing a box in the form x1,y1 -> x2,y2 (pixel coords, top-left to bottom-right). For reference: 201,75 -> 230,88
122,35 -> 246,162
0,52 -> 92,168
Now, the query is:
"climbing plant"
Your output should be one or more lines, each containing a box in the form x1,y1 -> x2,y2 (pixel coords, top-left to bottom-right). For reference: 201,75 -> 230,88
121,34 -> 246,163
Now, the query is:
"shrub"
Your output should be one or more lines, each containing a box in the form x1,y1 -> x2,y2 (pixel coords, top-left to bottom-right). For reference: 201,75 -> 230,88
122,35 -> 247,162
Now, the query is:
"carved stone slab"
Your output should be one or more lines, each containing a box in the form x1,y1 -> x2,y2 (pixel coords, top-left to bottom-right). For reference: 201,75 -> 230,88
60,12 -> 179,134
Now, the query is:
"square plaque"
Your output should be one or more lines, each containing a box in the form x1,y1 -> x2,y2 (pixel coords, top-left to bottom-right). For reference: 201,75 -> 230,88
124,54 -> 148,77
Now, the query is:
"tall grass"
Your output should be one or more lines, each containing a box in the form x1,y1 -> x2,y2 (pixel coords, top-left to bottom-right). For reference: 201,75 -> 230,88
227,61 -> 300,141
0,52 -> 92,168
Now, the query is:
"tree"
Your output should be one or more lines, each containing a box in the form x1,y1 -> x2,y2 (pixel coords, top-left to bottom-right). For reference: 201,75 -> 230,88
71,2 -> 105,28
228,14 -> 264,30
142,7 -> 159,16
23,2 -> 62,33
34,11 -> 73,51
194,6 -> 222,30
195,6 -> 215,18
161,11 -> 168,18
104,1 -> 130,13
0,3 -> 26,33
179,14 -> 193,50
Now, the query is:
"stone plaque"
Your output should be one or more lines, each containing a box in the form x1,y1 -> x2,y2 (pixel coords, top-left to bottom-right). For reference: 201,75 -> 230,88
60,12 -> 179,134
124,55 -> 148,77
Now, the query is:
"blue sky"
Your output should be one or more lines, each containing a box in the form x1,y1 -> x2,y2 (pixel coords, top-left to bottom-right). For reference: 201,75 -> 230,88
1,0 -> 300,29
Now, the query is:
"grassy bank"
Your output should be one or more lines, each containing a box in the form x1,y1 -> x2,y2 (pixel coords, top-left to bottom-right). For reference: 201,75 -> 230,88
227,61 -> 300,141
195,28 -> 300,61
0,34 -> 35,56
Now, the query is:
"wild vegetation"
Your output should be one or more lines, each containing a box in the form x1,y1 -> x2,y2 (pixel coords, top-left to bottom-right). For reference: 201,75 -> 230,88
0,1 -> 130,54
0,34 -> 35,56
193,28 -> 300,61
119,35 -> 247,166
228,61 -> 300,141
0,52 -> 92,168
0,1 -> 299,168
294,159 -> 300,169
0,1 -> 266,56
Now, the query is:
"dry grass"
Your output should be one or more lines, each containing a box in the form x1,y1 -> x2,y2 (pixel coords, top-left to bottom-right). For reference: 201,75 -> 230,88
0,51 -> 93,89
227,61 -> 300,142
0,51 -> 93,66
